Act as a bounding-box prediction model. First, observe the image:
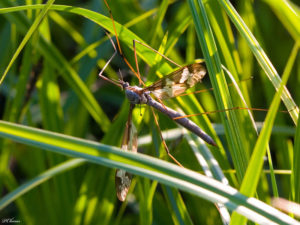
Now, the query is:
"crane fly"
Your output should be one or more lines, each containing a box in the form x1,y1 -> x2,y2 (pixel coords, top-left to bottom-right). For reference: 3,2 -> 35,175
101,0 -> 216,201
100,0 -> 294,203
99,62 -> 216,146
99,57 -> 217,201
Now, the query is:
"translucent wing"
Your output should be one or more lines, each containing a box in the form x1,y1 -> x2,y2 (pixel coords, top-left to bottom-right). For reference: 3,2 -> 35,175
145,62 -> 206,99
115,104 -> 138,201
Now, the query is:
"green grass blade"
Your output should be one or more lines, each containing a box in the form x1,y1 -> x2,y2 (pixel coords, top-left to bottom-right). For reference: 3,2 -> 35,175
0,2 -> 111,132
187,0 -> 248,182
0,0 -> 55,85
148,0 -> 168,46
0,159 -> 85,211
162,186 -> 194,225
184,132 -> 231,224
293,107 -> 300,203
1,2 -> 298,224
0,121 -> 299,224
262,0 -> 300,42
292,42 -> 300,204
231,41 -> 299,225
0,4 -> 173,73
217,0 -> 299,124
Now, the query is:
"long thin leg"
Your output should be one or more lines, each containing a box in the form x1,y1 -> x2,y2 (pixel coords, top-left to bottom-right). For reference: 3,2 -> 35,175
173,106 -> 289,119
104,0 -> 183,167
98,33 -> 122,88
104,0 -> 182,86
177,78 -> 252,97
133,39 -> 181,68
133,40 -> 143,86
103,0 -> 144,85
150,107 -> 184,168
103,0 -> 123,56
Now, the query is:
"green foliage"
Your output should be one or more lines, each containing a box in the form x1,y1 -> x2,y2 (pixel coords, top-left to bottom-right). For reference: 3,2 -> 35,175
0,0 -> 299,224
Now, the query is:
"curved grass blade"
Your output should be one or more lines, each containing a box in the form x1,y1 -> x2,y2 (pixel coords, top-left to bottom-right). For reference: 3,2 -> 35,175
0,2 -> 111,132
0,159 -> 85,211
261,0 -> 300,42
231,40 -> 300,225
0,121 -> 299,224
187,0 -> 248,182
0,4 -> 173,74
0,0 -> 55,85
216,0 -> 299,124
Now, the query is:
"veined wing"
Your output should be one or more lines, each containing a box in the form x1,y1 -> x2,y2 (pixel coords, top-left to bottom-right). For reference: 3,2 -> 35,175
145,62 -> 206,99
115,104 -> 138,202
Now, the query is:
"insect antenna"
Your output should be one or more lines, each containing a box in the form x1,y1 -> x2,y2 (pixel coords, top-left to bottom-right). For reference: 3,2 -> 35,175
118,69 -> 124,82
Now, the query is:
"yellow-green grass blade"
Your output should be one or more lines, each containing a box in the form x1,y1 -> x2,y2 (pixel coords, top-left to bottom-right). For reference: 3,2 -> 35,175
230,41 -> 299,225
0,158 -> 85,211
205,0 -> 257,156
49,10 -> 97,58
162,186 -> 194,225
293,107 -> 300,204
1,170 -> 33,224
0,44 -> 35,220
0,0 -> 55,85
148,0 -> 168,46
0,2 -> 111,132
262,0 -> 300,42
136,178 -> 155,225
187,0 -> 248,182
0,4 -> 172,73
183,132 -> 231,223
70,8 -> 159,66
217,0 -> 299,124
0,120 -> 299,224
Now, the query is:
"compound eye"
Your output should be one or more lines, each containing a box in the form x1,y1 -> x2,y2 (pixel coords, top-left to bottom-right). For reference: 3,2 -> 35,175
122,82 -> 129,89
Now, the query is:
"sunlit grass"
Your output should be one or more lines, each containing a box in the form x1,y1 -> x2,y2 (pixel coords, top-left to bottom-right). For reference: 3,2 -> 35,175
0,0 -> 299,224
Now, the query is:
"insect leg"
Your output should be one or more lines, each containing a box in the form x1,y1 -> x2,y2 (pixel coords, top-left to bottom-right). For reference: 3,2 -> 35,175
133,40 -> 143,86
133,39 -> 181,67
103,0 -> 144,85
150,107 -> 184,168
98,33 -> 122,88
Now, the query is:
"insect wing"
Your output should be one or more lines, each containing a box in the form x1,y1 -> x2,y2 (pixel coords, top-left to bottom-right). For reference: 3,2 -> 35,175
145,62 -> 206,99
115,104 -> 138,201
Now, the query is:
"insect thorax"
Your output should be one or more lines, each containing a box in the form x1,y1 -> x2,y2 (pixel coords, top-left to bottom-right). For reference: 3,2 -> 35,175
125,85 -> 148,104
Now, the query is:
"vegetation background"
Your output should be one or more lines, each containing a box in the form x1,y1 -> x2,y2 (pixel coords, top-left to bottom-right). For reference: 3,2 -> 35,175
0,0 -> 299,224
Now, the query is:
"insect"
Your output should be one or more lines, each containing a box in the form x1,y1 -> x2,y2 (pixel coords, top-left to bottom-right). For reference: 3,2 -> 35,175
100,61 -> 216,145
100,0 -> 216,201
99,35 -> 217,201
